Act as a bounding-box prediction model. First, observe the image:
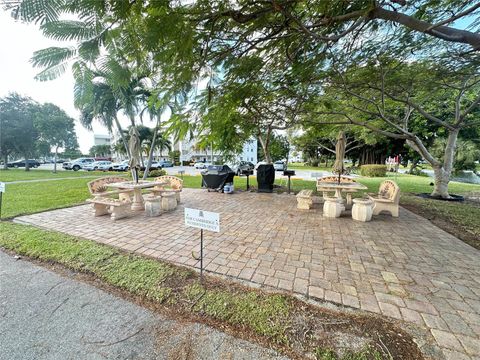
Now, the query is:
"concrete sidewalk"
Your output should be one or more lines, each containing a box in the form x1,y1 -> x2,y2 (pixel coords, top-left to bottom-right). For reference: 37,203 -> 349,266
0,251 -> 287,360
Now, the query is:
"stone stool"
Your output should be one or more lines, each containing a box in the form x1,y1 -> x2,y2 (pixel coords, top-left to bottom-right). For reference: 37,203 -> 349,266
145,197 -> 162,217
161,192 -> 177,211
323,197 -> 345,218
351,198 -> 373,222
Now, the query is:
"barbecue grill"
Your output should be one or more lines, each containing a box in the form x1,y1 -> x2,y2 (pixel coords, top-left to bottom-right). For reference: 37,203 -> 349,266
283,170 -> 296,194
257,164 -> 275,193
201,165 -> 235,192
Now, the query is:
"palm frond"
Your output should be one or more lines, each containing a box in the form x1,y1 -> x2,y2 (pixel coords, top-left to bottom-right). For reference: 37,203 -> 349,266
78,38 -> 101,62
34,61 -> 70,81
6,0 -> 64,24
40,20 -> 98,41
72,61 -> 94,108
31,46 -> 76,68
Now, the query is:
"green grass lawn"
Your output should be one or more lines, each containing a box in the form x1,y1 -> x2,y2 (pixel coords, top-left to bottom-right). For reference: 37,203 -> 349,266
287,162 -> 331,172
1,178 -> 93,218
0,168 -> 124,182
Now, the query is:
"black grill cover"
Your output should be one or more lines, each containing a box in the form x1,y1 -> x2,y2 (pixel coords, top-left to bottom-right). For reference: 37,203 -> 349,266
201,165 -> 235,191
256,164 -> 275,193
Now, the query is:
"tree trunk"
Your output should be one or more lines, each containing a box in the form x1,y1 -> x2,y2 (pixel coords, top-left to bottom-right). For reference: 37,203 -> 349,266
429,129 -> 459,198
114,116 -> 130,158
431,166 -> 451,198
257,127 -> 272,163
53,147 -> 58,173
25,152 -> 30,171
3,154 -> 8,170
408,159 -> 419,174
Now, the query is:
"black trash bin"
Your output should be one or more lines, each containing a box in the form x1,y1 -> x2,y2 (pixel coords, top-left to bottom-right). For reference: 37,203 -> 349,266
256,164 -> 275,193
201,165 -> 235,192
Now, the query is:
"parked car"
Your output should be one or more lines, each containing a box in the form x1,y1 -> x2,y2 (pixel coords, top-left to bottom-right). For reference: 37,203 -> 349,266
194,161 -> 211,169
83,161 -> 113,171
63,157 -> 95,171
111,160 -> 129,171
158,160 -> 174,168
227,161 -> 255,175
273,160 -> 287,171
149,161 -> 162,170
7,159 -> 40,168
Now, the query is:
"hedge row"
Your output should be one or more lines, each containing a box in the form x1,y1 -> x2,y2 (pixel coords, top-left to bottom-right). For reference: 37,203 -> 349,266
359,164 -> 387,177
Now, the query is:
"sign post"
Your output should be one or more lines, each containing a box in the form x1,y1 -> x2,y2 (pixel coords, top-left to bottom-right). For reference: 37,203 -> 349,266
185,208 -> 220,281
0,182 -> 5,220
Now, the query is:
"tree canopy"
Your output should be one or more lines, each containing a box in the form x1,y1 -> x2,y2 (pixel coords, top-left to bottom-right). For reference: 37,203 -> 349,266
4,0 -> 480,193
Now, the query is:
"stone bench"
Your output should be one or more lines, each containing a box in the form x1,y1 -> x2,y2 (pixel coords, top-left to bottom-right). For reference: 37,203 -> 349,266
296,189 -> 314,210
87,176 -> 133,202
367,180 -> 400,217
86,198 -> 130,221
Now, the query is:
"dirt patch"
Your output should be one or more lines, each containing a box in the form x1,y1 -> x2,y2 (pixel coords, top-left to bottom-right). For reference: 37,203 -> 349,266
4,250 -> 426,360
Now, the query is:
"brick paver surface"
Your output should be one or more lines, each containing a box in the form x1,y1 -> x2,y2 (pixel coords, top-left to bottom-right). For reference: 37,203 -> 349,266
16,189 -> 480,359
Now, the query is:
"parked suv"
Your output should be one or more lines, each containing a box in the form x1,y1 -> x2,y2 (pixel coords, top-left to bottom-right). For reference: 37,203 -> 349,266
111,160 -> 129,171
228,161 -> 255,175
83,161 -> 113,171
63,158 -> 95,171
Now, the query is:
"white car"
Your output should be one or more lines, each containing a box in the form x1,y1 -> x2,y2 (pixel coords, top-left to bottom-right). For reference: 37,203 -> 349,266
194,162 -> 211,169
112,160 -> 129,171
62,157 -> 95,171
273,161 -> 287,171
84,161 -> 113,171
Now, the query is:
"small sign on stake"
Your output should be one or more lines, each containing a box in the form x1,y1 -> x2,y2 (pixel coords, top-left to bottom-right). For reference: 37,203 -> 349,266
0,182 -> 5,220
185,208 -> 220,281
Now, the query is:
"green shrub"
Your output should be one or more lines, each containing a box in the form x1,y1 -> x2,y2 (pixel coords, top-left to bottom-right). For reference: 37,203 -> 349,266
128,168 -> 167,179
360,164 -> 387,177
145,169 -> 167,178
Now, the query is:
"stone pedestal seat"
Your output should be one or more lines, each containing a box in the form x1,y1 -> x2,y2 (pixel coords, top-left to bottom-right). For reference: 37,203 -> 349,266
323,196 -> 345,218
351,198 -> 373,222
144,196 -> 162,217
161,192 -> 177,211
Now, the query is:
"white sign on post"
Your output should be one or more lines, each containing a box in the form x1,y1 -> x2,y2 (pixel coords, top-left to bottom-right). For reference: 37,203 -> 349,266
0,182 -> 5,193
185,208 -> 220,232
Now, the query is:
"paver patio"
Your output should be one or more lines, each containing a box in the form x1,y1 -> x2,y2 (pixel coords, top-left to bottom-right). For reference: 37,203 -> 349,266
15,188 -> 480,359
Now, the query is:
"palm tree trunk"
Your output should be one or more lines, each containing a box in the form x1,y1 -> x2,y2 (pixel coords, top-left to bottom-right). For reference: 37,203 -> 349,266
114,116 -> 130,158
143,117 -> 160,180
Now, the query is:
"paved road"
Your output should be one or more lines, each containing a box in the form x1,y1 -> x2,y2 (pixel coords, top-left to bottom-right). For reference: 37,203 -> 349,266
0,251 -> 287,360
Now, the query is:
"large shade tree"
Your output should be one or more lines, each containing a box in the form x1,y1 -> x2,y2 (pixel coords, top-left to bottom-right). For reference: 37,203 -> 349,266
312,55 -> 480,198
35,103 -> 78,172
0,93 -> 39,171
6,0 -> 480,185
